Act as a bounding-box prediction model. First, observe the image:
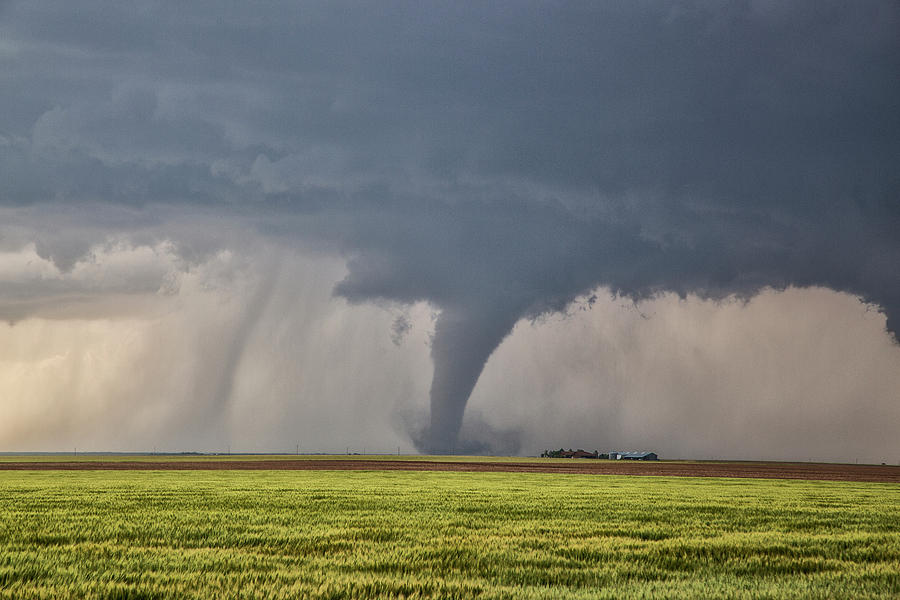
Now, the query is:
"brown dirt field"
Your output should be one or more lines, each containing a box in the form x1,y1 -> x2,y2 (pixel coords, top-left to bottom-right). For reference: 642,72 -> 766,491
0,459 -> 898,483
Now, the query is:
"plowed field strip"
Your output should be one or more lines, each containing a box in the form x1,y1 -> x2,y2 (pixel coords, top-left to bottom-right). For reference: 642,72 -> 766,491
0,459 -> 897,482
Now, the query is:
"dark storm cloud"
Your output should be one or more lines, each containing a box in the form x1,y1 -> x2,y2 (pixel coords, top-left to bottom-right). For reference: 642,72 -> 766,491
1,1 -> 898,451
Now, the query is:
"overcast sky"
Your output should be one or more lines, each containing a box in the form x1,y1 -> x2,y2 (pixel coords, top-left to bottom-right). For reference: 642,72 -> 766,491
1,1 -> 898,461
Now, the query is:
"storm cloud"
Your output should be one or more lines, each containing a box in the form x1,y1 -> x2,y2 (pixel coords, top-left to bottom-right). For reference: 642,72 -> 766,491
0,1 -> 898,457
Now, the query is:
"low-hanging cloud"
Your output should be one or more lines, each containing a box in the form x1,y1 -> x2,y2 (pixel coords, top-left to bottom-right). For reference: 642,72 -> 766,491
0,1 -> 898,456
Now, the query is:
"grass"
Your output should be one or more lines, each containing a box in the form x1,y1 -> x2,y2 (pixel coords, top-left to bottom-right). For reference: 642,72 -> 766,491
0,469 -> 898,599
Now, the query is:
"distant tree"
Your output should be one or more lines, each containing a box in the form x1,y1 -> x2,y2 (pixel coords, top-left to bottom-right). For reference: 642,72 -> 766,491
540,449 -> 568,458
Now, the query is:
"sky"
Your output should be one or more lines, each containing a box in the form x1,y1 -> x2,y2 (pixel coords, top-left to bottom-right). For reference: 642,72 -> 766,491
0,1 -> 898,461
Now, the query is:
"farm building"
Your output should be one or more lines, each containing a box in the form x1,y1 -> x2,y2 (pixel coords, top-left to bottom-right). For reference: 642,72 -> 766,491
557,449 -> 597,459
571,450 -> 597,459
609,451 -> 658,461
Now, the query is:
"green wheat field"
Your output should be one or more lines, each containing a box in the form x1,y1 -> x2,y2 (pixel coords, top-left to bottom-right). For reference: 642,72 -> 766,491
1,469 -> 898,599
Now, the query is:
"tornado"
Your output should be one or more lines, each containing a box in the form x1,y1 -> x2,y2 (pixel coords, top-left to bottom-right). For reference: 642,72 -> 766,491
422,304 -> 522,454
